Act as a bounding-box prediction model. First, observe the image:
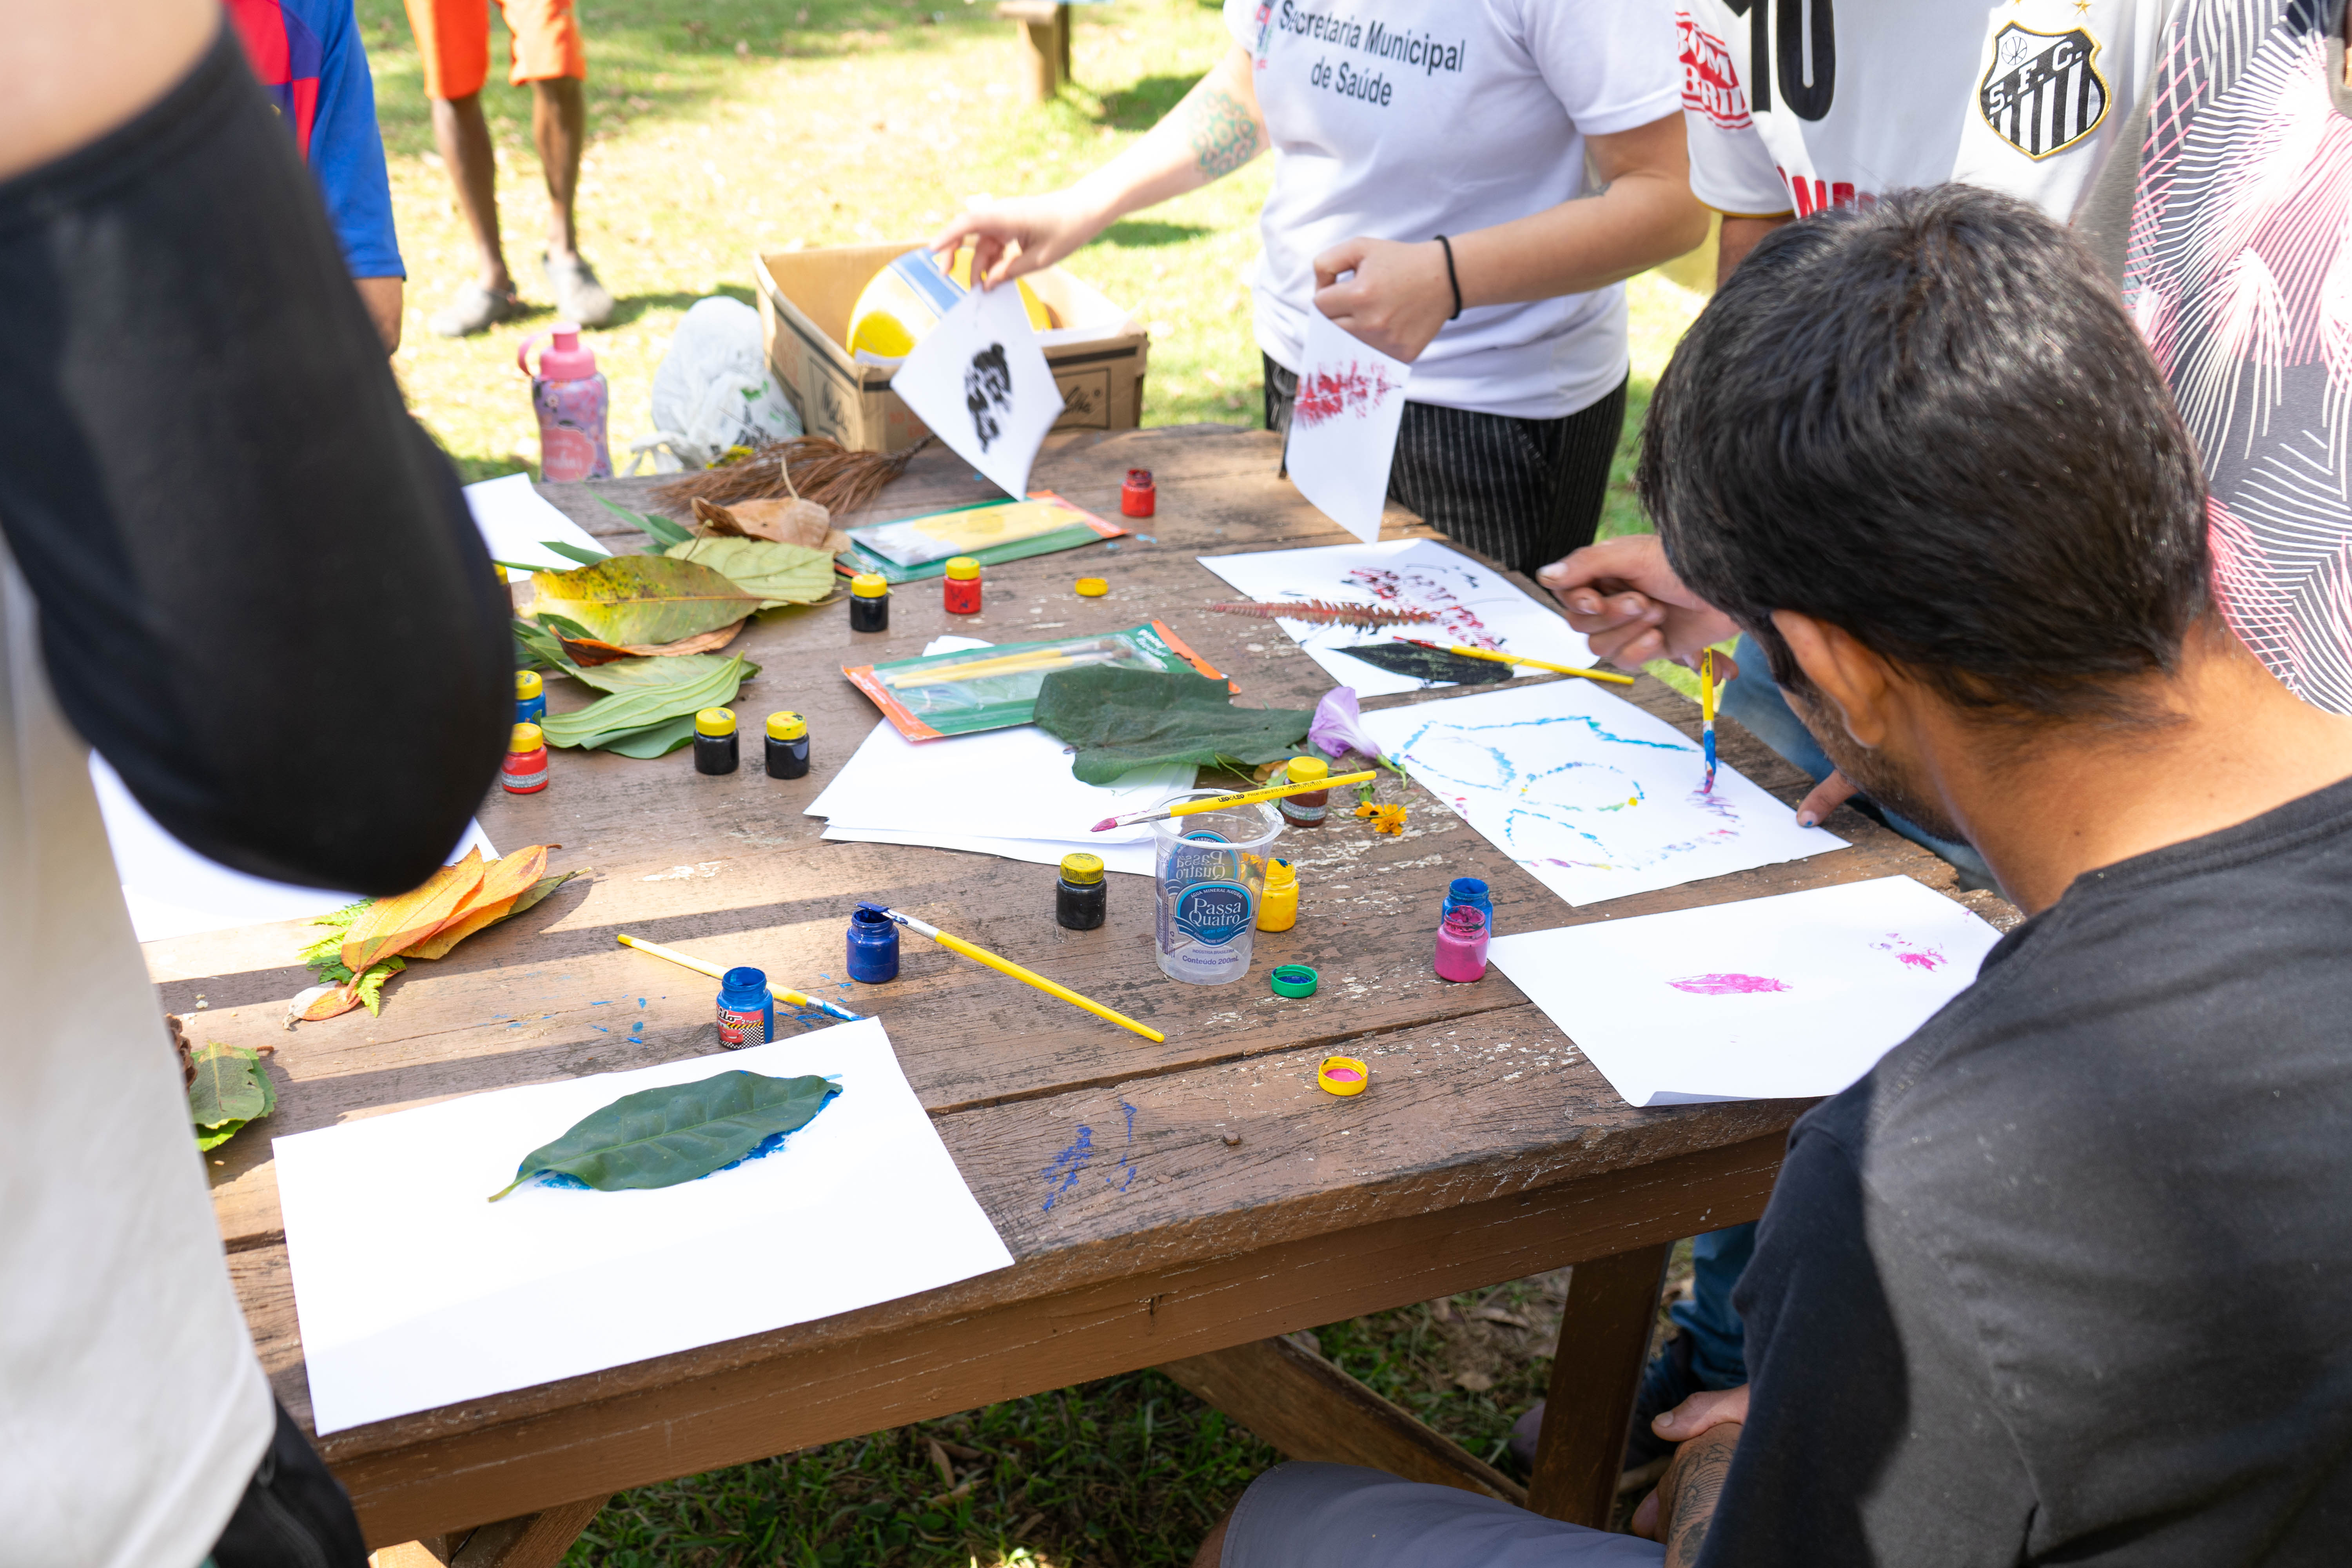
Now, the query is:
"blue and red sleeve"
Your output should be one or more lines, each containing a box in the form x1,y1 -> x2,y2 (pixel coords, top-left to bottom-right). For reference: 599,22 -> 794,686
230,0 -> 404,281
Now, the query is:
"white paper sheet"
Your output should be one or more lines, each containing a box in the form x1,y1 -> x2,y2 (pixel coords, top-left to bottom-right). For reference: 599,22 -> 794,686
1197,537 -> 1601,697
1358,678 -> 1844,907
276,1018 -> 1014,1434
891,280 -> 1065,500
465,472 -> 613,572
92,754 -> 495,943
1282,306 -> 1412,544
820,825 -> 1154,878
1488,878 -> 2003,1106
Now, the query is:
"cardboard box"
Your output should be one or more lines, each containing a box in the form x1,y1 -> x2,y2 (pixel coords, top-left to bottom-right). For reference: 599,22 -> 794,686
753,241 -> 1151,454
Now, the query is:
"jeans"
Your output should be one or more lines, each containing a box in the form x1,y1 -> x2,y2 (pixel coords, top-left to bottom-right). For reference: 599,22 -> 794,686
1670,1223 -> 1758,1390
1719,635 -> 1996,887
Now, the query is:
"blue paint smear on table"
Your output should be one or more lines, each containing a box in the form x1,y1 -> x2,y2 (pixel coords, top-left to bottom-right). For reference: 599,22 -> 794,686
1040,1126 -> 1094,1212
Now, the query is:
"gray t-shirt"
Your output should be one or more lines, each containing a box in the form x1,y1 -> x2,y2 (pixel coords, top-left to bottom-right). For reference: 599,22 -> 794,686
1712,776 -> 2352,1565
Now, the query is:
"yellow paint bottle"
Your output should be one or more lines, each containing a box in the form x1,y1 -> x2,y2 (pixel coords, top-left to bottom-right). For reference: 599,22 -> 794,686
1257,857 -> 1298,932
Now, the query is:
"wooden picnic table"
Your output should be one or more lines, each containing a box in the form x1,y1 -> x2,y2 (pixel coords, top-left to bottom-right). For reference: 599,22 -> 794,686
176,424 -> 2010,1566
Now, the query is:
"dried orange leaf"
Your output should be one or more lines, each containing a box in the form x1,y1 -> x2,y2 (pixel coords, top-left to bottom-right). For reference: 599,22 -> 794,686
340,850 -> 486,972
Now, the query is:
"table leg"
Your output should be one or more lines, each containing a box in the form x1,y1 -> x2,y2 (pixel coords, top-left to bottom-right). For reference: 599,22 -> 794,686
1523,1243 -> 1671,1527
995,1 -> 1067,100
368,1496 -> 606,1568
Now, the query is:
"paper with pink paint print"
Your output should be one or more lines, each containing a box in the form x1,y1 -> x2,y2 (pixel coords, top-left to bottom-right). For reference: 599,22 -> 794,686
1283,304 -> 1412,544
1488,877 -> 2002,1107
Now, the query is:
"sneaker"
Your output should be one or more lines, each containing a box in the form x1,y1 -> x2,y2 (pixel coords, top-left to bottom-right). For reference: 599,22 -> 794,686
543,252 -> 615,327
1503,1334 -> 1703,1474
428,281 -> 520,339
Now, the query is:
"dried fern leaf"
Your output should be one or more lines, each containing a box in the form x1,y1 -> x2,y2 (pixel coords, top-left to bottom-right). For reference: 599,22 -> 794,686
1203,599 -> 1441,631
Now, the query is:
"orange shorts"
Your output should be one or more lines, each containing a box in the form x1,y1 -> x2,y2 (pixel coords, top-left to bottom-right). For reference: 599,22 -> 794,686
404,0 -> 586,100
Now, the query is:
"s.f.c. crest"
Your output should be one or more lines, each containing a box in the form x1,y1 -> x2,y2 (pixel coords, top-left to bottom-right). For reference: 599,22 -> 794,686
1979,22 -> 2109,159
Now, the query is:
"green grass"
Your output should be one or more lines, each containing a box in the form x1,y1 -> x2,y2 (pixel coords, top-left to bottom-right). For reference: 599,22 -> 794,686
348,5 -> 1714,1559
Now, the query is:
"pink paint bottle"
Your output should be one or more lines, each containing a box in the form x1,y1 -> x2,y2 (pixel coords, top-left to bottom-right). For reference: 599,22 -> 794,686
517,323 -> 612,482
1434,904 -> 1488,983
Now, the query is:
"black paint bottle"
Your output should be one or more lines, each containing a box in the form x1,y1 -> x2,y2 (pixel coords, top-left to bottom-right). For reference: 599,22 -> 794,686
1056,852 -> 1107,930
849,572 -> 890,632
765,711 -> 810,778
693,707 -> 739,775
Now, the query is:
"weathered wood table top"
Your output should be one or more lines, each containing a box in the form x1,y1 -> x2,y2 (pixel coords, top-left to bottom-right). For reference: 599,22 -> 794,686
178,425 -> 2004,1546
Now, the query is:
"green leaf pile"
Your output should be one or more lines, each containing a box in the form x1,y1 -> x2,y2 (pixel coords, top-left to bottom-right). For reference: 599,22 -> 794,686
662,537 -> 838,610
1033,668 -> 1315,785
489,1070 -> 840,1201
539,653 -> 753,751
189,1042 -> 277,1151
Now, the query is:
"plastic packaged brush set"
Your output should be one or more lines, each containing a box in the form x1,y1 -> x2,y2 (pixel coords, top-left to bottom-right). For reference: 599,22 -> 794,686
843,621 -> 1227,740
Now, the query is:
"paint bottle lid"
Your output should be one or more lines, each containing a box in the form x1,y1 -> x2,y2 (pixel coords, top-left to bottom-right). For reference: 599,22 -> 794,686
719,965 -> 767,996
767,710 -> 807,741
1125,468 -> 1154,490
1270,964 -> 1319,998
508,722 -> 544,752
515,670 -> 543,701
695,707 -> 737,737
852,572 -> 889,598
1448,877 -> 1490,900
1059,852 -> 1105,886
1317,1054 -> 1369,1095
1074,577 -> 1109,597
1264,857 -> 1296,891
944,556 -> 980,581
1285,756 -> 1329,785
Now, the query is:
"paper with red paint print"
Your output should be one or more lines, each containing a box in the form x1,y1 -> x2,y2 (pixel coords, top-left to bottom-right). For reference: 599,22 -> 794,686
1283,305 -> 1411,544
1488,877 -> 2002,1107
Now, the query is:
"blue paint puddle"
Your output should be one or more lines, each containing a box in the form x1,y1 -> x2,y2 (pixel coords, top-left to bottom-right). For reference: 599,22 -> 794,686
639,998 -> 648,1008
1102,541 -> 1123,553
1134,534 -> 1158,544
591,1025 -> 610,1033
1103,1100 -> 1139,1192
591,1000 -> 613,1007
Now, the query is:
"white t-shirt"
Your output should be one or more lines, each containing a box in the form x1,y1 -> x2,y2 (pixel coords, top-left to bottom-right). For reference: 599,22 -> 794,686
1224,0 -> 1682,421
1679,0 -> 2172,222
0,550 -> 274,1568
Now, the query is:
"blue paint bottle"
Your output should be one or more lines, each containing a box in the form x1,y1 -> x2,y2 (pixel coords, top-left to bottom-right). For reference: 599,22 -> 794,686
1441,877 -> 1495,935
515,669 -> 546,725
847,904 -> 900,983
715,965 -> 774,1048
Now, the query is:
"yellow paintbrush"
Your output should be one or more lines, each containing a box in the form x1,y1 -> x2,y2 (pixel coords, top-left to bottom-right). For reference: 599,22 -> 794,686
616,933 -> 863,1022
1091,771 -> 1379,833
861,904 -> 1164,1043
1397,638 -> 1633,684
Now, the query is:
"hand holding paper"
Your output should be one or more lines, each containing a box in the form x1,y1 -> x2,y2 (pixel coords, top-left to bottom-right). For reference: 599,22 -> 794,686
893,279 -> 1065,499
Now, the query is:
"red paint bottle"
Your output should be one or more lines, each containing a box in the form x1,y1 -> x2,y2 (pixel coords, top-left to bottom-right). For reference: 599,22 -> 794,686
943,555 -> 982,615
1120,468 -> 1156,518
501,722 -> 550,794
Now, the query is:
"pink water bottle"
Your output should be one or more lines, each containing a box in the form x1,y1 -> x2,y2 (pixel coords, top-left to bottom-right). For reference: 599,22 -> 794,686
517,323 -> 612,482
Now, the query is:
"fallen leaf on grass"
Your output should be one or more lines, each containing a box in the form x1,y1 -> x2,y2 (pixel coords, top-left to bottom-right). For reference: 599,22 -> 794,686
487,1070 -> 840,1201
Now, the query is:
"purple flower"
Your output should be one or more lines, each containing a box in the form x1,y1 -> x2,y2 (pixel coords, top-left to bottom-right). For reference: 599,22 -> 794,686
1310,686 -> 1384,764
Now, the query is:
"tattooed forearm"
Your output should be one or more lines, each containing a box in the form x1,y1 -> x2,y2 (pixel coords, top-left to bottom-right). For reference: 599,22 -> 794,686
1183,86 -> 1263,179
1661,1422 -> 1741,1568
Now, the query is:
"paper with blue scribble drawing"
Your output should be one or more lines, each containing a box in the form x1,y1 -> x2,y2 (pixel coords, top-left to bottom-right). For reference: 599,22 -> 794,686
1357,678 -> 1846,907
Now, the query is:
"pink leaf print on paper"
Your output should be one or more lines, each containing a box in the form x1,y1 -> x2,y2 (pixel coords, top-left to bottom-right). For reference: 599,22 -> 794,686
1668,973 -> 1791,996
1871,935 -> 1946,972
1294,361 -> 1400,427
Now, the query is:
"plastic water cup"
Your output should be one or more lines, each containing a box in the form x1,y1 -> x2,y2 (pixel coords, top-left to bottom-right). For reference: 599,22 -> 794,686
1151,792 -> 1285,985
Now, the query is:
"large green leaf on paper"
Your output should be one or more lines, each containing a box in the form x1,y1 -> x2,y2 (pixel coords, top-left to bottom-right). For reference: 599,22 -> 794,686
530,555 -> 765,647
488,1070 -> 840,1201
189,1042 -> 278,1151
1033,667 -> 1314,786
662,537 -> 838,610
539,655 -> 751,750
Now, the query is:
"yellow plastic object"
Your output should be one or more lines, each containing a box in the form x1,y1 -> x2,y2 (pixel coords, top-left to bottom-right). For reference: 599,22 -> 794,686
1257,857 -> 1298,932
1285,756 -> 1329,785
1058,851 -> 1105,886
508,722 -> 544,752
1317,1055 -> 1369,1096
851,572 -> 890,599
1074,577 -> 1109,597
944,556 -> 981,581
767,711 -> 808,741
515,670 -> 543,701
847,249 -> 1051,360
695,707 -> 737,737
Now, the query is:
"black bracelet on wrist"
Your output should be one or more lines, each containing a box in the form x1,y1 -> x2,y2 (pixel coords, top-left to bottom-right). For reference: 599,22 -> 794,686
1434,234 -> 1463,321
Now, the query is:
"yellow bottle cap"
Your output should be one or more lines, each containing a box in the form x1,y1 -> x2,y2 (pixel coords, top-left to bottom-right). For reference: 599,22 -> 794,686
766,710 -> 807,741
852,572 -> 890,598
1263,856 -> 1296,890
1074,577 -> 1109,597
695,707 -> 737,737
1059,851 -> 1105,886
508,722 -> 544,751
1285,756 -> 1329,785
1317,1054 -> 1369,1096
492,563 -> 509,585
515,670 -> 543,700
944,556 -> 980,581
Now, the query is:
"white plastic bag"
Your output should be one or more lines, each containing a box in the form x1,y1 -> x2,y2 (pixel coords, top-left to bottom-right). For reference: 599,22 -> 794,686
627,296 -> 802,474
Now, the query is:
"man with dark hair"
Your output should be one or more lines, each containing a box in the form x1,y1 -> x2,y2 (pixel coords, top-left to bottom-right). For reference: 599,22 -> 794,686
1192,184 -> 2352,1566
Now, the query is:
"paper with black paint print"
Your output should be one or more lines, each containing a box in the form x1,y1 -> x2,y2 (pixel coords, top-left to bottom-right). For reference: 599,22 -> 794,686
892,276 -> 1066,500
